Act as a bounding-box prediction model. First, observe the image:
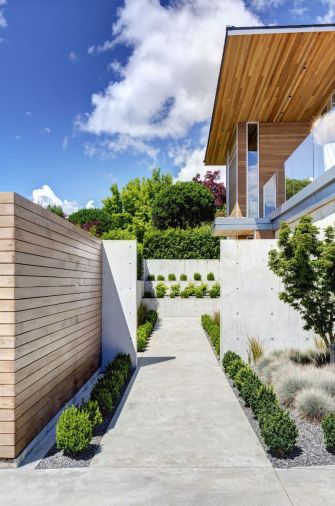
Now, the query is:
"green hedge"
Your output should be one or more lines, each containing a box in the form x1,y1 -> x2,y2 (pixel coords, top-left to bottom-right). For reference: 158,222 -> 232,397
137,305 -> 158,351
143,226 -> 220,259
56,354 -> 132,455
201,314 -> 220,356
222,351 -> 298,457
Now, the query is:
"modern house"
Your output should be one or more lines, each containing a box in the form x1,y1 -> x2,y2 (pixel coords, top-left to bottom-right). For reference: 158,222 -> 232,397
205,24 -> 335,238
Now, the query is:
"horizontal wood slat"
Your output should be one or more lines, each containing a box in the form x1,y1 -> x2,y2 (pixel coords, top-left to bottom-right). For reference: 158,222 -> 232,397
0,193 -> 102,459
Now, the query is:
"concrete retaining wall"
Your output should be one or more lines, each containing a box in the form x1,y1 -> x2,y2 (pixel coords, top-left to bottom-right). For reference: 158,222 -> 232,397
102,241 -> 137,368
144,259 -> 220,282
220,239 -> 313,361
143,297 -> 220,318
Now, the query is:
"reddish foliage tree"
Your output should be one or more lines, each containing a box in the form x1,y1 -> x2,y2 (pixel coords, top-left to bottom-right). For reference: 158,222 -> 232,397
193,170 -> 226,208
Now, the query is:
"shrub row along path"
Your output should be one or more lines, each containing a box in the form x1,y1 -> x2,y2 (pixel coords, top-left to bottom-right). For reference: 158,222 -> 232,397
1,318 -> 335,505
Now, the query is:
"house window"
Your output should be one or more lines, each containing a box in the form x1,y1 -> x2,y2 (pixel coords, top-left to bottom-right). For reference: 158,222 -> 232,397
247,123 -> 259,218
263,173 -> 277,217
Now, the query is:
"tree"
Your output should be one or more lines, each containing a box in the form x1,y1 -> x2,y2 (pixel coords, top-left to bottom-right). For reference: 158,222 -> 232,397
47,204 -> 65,218
68,208 -> 112,236
268,216 -> 335,361
102,184 -> 123,214
193,170 -> 226,209
152,181 -> 216,229
286,177 -> 310,200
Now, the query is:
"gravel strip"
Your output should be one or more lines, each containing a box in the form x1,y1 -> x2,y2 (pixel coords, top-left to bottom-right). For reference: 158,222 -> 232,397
226,375 -> 335,468
37,374 -> 133,469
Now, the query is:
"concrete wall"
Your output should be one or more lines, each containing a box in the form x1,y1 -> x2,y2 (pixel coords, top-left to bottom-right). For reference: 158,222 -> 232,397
144,259 -> 220,282
136,281 -> 144,308
220,240 -> 313,361
143,297 -> 220,318
102,241 -> 137,368
0,192 -> 102,459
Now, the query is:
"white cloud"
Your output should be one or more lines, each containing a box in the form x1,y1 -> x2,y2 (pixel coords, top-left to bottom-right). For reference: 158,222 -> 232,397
78,0 -> 259,143
85,199 -> 95,209
32,184 -> 80,215
62,136 -> 69,150
68,51 -> 79,63
0,1 -> 7,6
44,127 -> 51,134
14,134 -> 21,140
0,11 -> 7,28
250,0 -> 284,10
312,110 -> 335,145
25,111 -> 33,117
84,134 -> 159,160
88,39 -> 117,55
169,141 -> 225,183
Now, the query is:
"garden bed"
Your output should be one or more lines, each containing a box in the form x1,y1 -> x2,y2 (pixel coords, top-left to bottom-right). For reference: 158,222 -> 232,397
37,370 -> 133,469
227,374 -> 335,468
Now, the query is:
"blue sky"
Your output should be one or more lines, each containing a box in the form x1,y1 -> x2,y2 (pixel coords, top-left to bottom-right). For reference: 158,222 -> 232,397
0,0 -> 334,212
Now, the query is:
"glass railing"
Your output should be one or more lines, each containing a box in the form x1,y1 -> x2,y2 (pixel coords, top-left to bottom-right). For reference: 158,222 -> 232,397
284,109 -> 335,198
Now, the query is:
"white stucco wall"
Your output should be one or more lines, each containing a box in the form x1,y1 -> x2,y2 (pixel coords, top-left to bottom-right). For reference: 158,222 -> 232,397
102,241 -> 137,367
220,240 -> 313,361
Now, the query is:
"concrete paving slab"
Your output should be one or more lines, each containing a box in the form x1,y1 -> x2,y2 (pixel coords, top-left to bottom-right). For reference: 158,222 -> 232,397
277,467 -> 335,505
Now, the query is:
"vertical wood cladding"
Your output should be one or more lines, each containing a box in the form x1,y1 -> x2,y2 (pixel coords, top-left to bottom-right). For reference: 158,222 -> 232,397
237,123 -> 247,217
0,193 -> 102,459
258,122 -> 311,216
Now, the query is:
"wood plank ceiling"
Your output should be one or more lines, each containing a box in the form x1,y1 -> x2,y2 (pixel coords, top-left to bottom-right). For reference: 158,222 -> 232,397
205,27 -> 335,165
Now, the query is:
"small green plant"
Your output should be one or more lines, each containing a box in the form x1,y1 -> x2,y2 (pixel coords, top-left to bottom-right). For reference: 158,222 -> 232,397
247,337 -> 264,364
195,283 -> 208,298
234,364 -> 254,392
155,282 -> 167,298
213,311 -> 220,326
207,272 -> 215,281
322,413 -> 335,451
81,400 -> 103,428
157,274 -> 165,281
56,405 -> 92,454
137,310 -> 157,351
180,288 -> 189,298
209,282 -> 220,298
193,272 -> 201,281
239,370 -> 262,408
170,283 -> 181,297
143,290 -> 154,298
254,385 -> 279,423
295,387 -> 335,422
168,273 -> 176,281
260,409 -> 298,457
147,274 -> 155,281
137,302 -> 149,326
180,274 -> 187,281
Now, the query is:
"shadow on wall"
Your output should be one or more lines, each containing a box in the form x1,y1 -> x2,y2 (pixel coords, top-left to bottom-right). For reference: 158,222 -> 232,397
102,241 -> 137,368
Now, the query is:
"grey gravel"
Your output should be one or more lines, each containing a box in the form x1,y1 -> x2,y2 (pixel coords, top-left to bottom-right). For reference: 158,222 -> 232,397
227,375 -> 335,468
37,375 -> 132,469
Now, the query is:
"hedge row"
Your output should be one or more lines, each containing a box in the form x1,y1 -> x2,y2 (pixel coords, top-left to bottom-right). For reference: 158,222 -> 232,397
137,304 -> 158,352
143,226 -> 220,259
201,314 -> 220,357
56,354 -> 132,454
222,351 -> 298,457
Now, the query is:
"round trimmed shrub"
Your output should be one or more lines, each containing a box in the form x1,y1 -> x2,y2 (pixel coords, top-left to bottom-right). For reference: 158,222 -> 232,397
207,272 -> 215,281
91,380 -> 113,415
180,274 -> 187,281
261,409 -> 298,457
56,406 -> 92,454
193,272 -> 201,281
157,274 -> 165,281
234,365 -> 254,392
240,373 -> 262,408
226,358 -> 245,381
295,387 -> 335,422
81,400 -> 103,428
255,385 -> 279,423
155,282 -> 167,298
222,351 -> 241,371
168,273 -> 176,281
322,413 -> 335,451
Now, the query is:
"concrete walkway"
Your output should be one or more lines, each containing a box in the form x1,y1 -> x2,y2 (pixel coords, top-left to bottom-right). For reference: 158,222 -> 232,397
0,317 -> 335,505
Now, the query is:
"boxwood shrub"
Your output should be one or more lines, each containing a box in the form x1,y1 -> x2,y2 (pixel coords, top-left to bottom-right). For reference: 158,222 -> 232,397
322,413 -> 335,451
168,273 -> 176,281
56,405 -> 93,454
180,274 -> 187,281
155,282 -> 167,298
201,314 -> 220,356
209,282 -> 220,298
137,308 -> 158,351
222,350 -> 298,457
207,272 -> 215,281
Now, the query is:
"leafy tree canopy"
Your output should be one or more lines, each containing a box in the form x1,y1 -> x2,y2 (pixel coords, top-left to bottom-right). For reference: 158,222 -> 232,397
268,216 -> 335,353
193,170 -> 226,209
47,204 -> 65,218
152,181 -> 216,229
68,208 -> 112,236
286,177 -> 310,201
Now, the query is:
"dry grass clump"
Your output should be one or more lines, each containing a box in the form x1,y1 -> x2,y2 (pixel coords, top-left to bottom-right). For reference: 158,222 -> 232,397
247,337 -> 264,365
255,354 -> 291,385
295,388 -> 335,422
274,365 -> 312,406
315,366 -> 335,396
